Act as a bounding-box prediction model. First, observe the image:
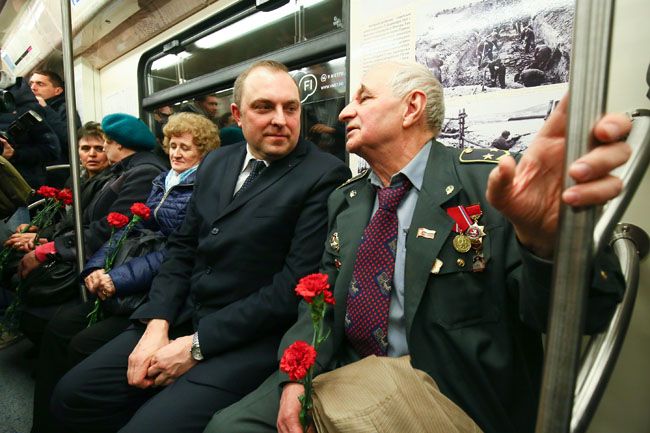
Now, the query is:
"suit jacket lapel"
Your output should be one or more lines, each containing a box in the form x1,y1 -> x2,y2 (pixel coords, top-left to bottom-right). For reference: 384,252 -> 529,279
403,142 -> 462,334
216,145 -> 246,215
333,179 -> 375,337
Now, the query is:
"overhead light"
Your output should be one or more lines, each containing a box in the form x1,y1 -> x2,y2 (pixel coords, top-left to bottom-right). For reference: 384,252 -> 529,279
151,51 -> 192,71
194,0 -> 327,50
24,2 -> 45,31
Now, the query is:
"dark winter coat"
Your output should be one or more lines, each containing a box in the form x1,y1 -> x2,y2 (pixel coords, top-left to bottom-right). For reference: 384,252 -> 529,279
0,77 -> 60,188
82,170 -> 195,296
54,151 -> 166,260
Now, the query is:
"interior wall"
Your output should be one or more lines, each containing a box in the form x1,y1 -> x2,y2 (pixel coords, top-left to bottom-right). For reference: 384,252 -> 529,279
589,0 -> 650,431
96,0 -> 238,119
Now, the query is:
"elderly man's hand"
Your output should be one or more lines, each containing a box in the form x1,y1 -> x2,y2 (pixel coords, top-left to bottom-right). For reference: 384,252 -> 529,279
277,383 -> 315,433
486,93 -> 632,258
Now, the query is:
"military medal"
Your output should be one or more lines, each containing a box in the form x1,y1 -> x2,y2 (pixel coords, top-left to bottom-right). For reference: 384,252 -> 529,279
466,218 -> 485,248
447,204 -> 486,257
453,233 -> 472,253
447,205 -> 482,252
472,252 -> 486,272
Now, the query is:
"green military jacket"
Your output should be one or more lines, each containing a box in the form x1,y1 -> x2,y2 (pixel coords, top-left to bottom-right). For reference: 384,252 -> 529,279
279,140 -> 623,433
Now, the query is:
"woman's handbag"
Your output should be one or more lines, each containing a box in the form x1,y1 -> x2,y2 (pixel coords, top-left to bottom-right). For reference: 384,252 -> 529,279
101,230 -> 167,316
22,258 -> 79,307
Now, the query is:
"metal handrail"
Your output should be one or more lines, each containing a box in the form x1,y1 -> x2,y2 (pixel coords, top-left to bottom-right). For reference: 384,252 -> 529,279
535,1 -> 615,431
569,110 -> 650,431
45,164 -> 71,173
572,223 -> 649,433
593,111 -> 650,254
60,0 -> 87,302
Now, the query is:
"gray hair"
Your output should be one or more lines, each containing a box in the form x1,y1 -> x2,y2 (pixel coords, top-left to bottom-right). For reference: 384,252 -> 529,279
387,61 -> 445,135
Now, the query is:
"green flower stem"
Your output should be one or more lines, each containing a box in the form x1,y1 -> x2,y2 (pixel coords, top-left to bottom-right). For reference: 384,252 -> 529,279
86,298 -> 102,327
87,215 -> 142,327
300,368 -> 314,432
1,281 -> 25,331
0,200 -> 58,275
0,199 -> 67,329
298,292 -> 330,432
34,201 -> 63,240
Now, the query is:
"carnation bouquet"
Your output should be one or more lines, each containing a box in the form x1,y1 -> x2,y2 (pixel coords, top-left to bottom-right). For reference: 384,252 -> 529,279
86,202 -> 151,326
0,186 -> 73,332
280,273 -> 335,432
0,186 -> 72,276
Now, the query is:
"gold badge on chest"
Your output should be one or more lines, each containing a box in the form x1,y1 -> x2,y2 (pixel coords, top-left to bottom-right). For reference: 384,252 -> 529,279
329,232 -> 340,252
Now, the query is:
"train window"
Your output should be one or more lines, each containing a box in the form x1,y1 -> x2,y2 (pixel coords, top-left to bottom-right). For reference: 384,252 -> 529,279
144,0 -> 344,97
148,56 -> 346,161
292,57 -> 347,161
302,0 -> 344,40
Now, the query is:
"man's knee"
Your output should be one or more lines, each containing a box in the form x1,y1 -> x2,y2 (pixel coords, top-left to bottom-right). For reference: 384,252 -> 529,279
204,373 -> 280,433
50,366 -> 85,425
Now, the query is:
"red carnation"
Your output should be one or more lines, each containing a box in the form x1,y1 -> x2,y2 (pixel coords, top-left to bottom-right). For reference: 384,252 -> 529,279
295,273 -> 334,305
130,202 -> 151,220
36,186 -> 59,199
280,341 -> 317,381
107,212 -> 129,228
57,188 -> 73,205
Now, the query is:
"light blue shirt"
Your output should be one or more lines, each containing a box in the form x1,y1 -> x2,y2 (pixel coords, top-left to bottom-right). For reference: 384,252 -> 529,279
367,141 -> 432,357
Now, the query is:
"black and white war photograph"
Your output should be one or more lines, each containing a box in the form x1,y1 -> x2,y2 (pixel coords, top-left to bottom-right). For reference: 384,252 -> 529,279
415,0 -> 574,152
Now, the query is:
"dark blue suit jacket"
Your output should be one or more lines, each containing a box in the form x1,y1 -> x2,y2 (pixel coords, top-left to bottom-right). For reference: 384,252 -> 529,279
132,139 -> 350,393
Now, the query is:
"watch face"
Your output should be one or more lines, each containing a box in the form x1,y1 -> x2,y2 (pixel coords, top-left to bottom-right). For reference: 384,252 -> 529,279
191,344 -> 203,361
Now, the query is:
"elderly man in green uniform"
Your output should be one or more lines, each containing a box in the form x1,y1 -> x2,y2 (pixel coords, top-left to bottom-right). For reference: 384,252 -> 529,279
204,61 -> 631,433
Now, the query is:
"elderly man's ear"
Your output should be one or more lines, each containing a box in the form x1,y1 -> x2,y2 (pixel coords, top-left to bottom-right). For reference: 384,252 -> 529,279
402,90 -> 427,128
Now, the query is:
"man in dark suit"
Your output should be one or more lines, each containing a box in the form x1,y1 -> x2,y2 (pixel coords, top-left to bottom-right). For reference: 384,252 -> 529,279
51,60 -> 350,433
205,61 -> 631,433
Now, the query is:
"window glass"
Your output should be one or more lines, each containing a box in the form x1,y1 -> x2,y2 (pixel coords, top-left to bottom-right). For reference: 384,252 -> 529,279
144,0 -> 344,97
146,57 -> 347,161
302,0 -> 344,40
291,57 -> 347,161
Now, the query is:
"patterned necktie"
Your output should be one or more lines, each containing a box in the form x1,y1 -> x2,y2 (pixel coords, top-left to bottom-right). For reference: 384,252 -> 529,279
345,176 -> 412,357
235,160 -> 266,198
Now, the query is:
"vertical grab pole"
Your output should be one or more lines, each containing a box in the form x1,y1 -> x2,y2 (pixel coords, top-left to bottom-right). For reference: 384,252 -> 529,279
534,1 -> 615,432
60,0 -> 87,302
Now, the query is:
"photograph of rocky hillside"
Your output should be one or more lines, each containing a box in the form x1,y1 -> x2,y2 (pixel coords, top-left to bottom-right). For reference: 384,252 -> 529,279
416,0 -> 573,97
415,0 -> 573,151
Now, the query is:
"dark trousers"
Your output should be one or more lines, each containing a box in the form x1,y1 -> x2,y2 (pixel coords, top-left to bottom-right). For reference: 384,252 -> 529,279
32,302 -> 131,433
204,372 -> 280,433
52,324 -> 247,433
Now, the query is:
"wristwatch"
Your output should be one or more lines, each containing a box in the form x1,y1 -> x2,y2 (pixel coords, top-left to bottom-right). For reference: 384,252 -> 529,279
190,332 -> 204,361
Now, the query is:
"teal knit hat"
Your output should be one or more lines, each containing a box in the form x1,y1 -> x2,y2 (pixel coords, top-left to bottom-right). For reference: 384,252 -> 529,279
101,113 -> 156,151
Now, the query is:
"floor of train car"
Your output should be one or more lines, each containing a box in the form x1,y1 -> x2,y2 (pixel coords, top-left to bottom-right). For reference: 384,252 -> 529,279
0,338 -> 34,433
